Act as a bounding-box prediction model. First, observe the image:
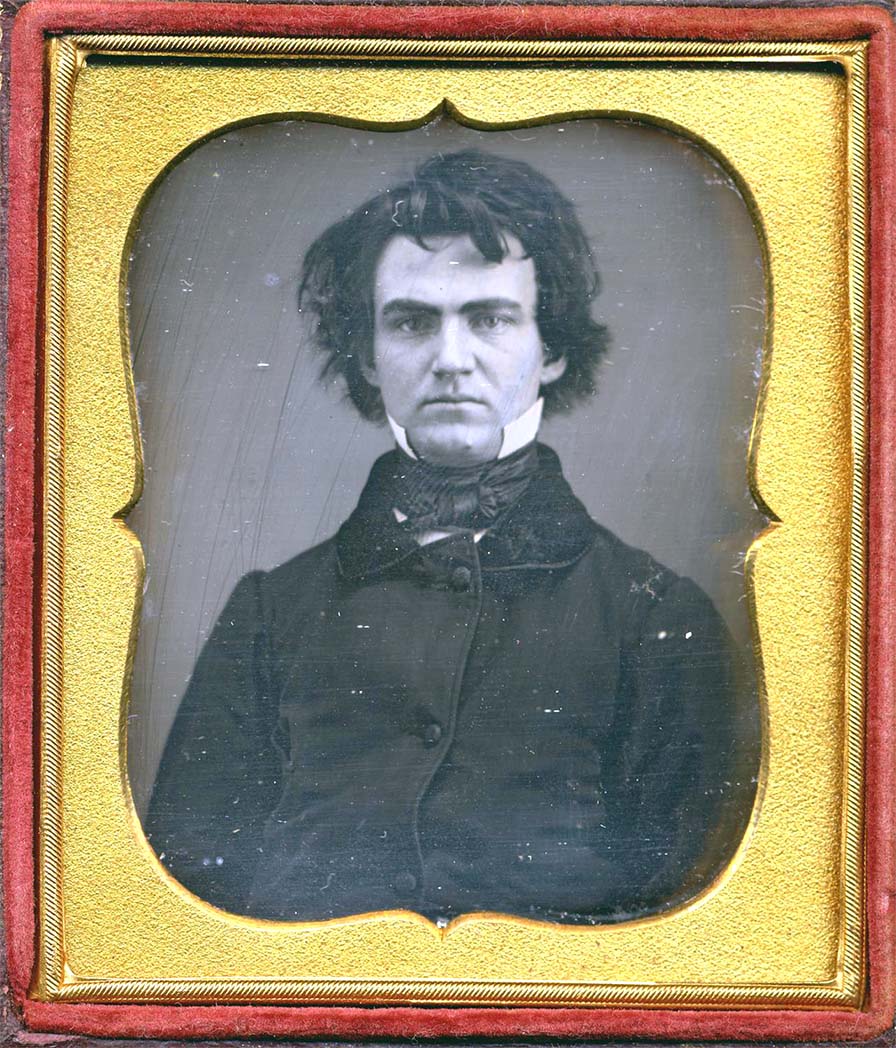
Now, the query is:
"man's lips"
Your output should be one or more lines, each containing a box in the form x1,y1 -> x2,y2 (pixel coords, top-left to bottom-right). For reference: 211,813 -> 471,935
421,395 -> 486,406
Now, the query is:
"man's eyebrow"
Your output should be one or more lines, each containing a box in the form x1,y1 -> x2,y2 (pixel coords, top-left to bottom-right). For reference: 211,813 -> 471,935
380,299 -> 440,316
459,298 -> 523,315
379,297 -> 525,316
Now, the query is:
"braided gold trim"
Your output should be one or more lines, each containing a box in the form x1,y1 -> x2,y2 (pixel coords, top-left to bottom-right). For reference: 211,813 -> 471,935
33,35 -> 82,1001
842,43 -> 869,1006
69,34 -> 866,62
51,976 -> 852,1008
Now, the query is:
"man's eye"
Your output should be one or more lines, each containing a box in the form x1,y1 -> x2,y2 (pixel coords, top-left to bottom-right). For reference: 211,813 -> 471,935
392,314 -> 437,336
471,313 -> 514,333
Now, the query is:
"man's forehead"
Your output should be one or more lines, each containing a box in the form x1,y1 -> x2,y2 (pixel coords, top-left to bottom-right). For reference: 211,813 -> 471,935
374,233 -> 536,304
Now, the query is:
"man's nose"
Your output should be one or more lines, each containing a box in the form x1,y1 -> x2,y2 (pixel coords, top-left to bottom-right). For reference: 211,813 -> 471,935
431,318 -> 475,376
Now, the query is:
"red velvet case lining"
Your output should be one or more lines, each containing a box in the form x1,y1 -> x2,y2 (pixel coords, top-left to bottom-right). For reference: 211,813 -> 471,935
4,2 -> 894,1039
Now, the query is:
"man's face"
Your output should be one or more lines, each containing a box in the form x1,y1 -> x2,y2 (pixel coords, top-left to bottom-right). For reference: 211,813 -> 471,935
366,234 -> 566,467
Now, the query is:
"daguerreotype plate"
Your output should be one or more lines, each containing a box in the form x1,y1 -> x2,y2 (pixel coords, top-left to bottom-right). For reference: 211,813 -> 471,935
3,1 -> 894,1040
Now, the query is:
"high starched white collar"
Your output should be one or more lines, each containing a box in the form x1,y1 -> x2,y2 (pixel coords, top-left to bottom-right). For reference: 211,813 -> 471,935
387,398 -> 544,462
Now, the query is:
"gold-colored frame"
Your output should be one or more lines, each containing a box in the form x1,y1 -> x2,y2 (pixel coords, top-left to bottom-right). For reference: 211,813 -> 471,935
35,34 -> 867,1008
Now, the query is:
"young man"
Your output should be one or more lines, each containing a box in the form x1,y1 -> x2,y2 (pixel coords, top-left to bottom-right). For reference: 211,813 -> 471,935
147,150 -> 760,925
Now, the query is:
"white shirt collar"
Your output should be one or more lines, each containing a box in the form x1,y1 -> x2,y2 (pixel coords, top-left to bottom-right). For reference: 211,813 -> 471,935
387,398 -> 543,461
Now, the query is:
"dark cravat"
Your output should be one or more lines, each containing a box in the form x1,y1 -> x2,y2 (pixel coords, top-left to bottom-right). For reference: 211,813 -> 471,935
393,442 -> 539,531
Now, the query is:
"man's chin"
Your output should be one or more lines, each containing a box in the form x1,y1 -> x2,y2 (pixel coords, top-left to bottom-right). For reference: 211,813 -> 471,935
406,422 -> 503,468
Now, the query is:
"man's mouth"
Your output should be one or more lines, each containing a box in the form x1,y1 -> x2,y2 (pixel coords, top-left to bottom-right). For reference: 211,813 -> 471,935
422,395 -> 485,406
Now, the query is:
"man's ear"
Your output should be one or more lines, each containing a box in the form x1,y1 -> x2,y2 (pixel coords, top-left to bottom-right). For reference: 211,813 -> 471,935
360,356 -> 380,388
539,349 -> 567,387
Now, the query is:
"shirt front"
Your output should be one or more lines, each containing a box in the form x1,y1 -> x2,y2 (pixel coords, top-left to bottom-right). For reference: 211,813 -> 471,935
389,397 -> 544,544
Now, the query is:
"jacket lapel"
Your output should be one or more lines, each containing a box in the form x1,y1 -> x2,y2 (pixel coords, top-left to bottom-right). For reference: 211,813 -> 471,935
336,443 -> 597,580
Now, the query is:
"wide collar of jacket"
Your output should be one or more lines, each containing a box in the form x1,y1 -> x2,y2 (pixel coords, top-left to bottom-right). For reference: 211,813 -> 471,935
336,443 -> 599,581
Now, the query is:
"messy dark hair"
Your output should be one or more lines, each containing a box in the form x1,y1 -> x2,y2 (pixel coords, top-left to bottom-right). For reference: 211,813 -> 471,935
298,149 -> 609,420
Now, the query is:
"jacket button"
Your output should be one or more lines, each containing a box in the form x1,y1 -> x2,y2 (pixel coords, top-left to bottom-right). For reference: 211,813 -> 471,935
394,871 -> 417,895
450,566 -> 472,591
423,722 -> 443,746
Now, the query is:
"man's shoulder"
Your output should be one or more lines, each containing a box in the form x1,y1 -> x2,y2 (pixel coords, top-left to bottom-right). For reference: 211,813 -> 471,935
585,518 -> 676,589
210,539 -> 342,632
581,518 -> 721,628
257,534 -> 342,595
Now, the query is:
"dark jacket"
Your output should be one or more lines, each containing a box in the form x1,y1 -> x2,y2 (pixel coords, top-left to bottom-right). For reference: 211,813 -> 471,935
146,444 -> 760,924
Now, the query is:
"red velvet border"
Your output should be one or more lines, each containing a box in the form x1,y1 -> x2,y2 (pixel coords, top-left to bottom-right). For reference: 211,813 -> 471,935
4,2 -> 894,1040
